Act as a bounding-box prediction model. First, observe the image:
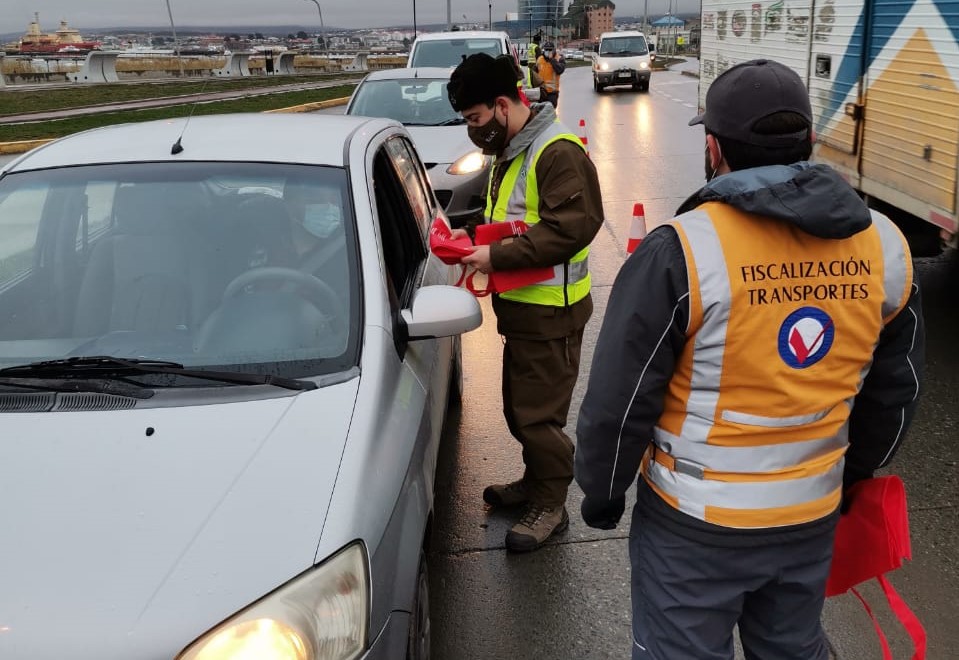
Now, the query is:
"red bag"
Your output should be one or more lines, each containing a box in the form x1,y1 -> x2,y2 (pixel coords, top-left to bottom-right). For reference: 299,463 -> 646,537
469,220 -> 554,295
827,476 -> 926,659
428,217 -> 473,265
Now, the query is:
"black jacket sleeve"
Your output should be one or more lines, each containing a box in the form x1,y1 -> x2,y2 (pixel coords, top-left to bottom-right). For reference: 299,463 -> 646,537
845,280 -> 925,485
574,227 -> 690,512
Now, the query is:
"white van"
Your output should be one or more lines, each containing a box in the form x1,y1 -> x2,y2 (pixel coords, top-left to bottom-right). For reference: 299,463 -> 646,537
593,30 -> 653,93
408,30 -> 516,68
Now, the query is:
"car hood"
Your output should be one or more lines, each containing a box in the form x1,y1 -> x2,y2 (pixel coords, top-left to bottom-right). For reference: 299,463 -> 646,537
0,378 -> 360,659
406,125 -> 477,165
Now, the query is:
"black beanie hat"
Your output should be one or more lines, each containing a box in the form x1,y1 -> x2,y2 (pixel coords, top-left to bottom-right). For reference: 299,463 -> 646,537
447,53 -> 518,111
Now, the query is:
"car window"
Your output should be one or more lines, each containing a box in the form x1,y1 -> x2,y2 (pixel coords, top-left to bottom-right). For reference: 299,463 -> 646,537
348,78 -> 463,127
599,36 -> 649,56
0,183 -> 45,282
373,145 -> 427,311
0,163 -> 360,379
385,137 -> 433,236
410,38 -> 503,67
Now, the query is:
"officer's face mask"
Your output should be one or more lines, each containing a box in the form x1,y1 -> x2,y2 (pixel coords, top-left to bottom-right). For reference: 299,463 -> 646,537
302,203 -> 342,238
467,103 -> 509,155
704,141 -> 722,182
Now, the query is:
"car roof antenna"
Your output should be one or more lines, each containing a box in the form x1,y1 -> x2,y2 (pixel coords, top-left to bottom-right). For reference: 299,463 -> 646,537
170,79 -> 212,155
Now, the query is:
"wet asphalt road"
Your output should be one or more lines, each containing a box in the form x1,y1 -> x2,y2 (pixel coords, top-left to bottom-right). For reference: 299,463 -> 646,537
428,64 -> 959,659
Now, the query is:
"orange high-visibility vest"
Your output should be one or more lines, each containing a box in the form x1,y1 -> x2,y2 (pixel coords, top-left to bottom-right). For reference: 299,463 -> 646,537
643,201 -> 913,529
538,56 -> 559,93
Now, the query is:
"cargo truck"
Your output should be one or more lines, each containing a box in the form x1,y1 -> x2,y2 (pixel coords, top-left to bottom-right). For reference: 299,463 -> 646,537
696,0 -> 959,251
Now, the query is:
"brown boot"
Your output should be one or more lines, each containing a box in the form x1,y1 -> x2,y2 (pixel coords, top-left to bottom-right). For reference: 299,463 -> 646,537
505,504 -> 569,552
483,479 -> 529,508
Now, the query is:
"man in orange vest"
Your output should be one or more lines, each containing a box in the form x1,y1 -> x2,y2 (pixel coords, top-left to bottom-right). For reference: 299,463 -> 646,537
536,43 -> 565,108
575,59 -> 925,659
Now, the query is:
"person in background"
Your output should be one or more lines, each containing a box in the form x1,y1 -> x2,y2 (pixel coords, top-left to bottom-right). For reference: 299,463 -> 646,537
537,43 -> 566,108
445,53 -> 604,552
575,59 -> 925,659
526,33 -> 542,69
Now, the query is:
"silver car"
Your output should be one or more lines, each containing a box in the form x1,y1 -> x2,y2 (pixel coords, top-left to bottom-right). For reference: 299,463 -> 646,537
0,113 -> 481,659
346,68 -> 491,229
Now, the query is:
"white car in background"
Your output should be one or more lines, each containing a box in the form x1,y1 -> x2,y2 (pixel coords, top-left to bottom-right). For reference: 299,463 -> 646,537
347,67 -> 492,229
0,113 -> 481,659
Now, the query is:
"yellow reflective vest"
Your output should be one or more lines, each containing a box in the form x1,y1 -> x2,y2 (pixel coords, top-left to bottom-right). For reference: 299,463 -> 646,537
643,202 -> 913,528
484,122 -> 590,307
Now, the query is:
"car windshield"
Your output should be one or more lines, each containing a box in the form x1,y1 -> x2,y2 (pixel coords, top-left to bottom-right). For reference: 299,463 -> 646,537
0,162 -> 359,380
410,39 -> 502,67
348,78 -> 461,126
599,36 -> 649,57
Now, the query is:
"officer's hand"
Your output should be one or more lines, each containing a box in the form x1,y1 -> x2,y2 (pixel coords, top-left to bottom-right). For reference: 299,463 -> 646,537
581,495 -> 625,530
840,468 -> 873,514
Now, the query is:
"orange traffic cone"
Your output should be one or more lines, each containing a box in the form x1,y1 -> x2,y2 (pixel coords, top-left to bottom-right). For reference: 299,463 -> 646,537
578,118 -> 590,154
627,203 -> 648,254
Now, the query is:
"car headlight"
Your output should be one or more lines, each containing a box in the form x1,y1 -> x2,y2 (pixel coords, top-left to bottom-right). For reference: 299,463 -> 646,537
177,543 -> 370,660
599,62 -> 610,71
640,62 -> 649,69
446,151 -> 488,175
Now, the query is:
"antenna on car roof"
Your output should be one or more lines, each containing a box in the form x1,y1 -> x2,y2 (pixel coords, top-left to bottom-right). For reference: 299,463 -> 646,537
170,77 -> 213,155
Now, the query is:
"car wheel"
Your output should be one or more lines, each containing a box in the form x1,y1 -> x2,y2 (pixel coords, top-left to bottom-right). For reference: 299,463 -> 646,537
641,81 -> 650,92
406,551 -> 431,660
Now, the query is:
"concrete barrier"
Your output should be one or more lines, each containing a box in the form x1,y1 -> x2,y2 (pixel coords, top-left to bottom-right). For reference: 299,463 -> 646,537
343,53 -> 369,72
277,52 -> 296,75
213,52 -> 251,77
67,51 -> 120,83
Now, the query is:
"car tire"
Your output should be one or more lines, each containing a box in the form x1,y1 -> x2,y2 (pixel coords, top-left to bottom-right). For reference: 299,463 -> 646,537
593,79 -> 604,93
640,81 -> 650,92
406,551 -> 431,660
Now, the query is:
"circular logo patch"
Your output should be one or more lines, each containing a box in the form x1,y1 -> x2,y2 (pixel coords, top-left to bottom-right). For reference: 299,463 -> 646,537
778,307 -> 835,369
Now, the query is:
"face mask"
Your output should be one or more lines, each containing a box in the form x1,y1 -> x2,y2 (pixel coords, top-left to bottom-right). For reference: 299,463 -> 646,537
467,107 -> 508,155
303,203 -> 342,238
704,143 -> 722,182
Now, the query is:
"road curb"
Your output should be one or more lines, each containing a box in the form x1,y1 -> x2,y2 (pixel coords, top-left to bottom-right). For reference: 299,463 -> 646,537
680,70 -> 700,78
0,139 -> 55,155
0,96 -> 353,155
264,96 -> 351,113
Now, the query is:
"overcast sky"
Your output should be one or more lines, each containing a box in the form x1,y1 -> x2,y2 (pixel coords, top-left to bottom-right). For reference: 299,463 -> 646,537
3,0 -> 698,34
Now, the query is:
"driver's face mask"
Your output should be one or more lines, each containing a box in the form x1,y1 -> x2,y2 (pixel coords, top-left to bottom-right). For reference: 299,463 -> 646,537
303,203 -> 342,238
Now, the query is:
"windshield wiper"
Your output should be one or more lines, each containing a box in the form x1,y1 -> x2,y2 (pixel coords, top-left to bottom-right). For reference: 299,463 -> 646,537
437,117 -> 467,126
0,376 -> 155,399
0,356 -> 318,392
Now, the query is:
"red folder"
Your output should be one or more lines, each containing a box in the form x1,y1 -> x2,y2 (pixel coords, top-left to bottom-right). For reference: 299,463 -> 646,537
827,476 -> 926,659
471,220 -> 554,294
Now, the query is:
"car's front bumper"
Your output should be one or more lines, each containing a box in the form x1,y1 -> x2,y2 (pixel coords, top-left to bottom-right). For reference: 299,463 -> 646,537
427,164 -> 489,229
596,68 -> 650,85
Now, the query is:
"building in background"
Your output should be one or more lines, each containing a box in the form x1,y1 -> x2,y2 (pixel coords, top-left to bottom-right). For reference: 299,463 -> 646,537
586,3 -> 615,39
518,0 -> 566,35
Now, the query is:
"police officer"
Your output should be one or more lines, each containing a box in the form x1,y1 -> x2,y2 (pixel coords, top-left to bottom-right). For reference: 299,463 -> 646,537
526,33 -> 541,69
575,59 -> 925,658
446,53 -> 604,552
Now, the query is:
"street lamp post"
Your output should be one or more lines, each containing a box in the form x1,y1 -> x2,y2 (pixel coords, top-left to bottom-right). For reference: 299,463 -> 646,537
163,0 -> 185,77
489,2 -> 493,30
303,0 -> 329,65
413,0 -> 418,39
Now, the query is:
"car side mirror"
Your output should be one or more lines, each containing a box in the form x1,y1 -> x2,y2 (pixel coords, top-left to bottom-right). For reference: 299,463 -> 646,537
401,285 -> 482,340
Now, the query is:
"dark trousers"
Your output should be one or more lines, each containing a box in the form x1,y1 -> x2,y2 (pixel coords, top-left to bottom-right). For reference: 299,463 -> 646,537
501,329 -> 583,507
629,502 -> 835,660
544,90 -> 559,108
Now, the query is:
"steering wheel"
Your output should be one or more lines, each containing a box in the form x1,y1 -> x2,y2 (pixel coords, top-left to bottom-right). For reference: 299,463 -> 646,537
222,267 -> 344,321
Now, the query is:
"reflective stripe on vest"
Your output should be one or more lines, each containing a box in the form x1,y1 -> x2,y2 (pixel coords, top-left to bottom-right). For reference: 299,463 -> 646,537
483,123 -> 590,307
644,203 -> 912,529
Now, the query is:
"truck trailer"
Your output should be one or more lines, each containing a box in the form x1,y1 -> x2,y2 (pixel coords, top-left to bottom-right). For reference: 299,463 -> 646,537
696,0 -> 959,250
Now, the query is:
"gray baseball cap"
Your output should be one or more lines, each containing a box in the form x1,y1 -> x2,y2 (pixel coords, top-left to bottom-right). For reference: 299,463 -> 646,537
689,59 -> 812,147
